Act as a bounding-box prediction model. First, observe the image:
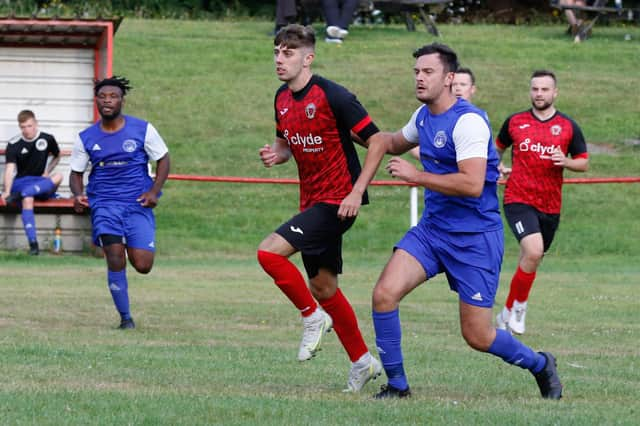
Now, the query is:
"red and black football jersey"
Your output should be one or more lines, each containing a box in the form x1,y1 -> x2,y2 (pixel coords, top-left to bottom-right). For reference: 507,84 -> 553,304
275,75 -> 379,211
496,110 -> 588,214
5,131 -> 60,178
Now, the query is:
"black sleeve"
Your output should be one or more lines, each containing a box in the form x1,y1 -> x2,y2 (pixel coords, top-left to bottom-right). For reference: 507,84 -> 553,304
5,142 -> 18,164
496,116 -> 514,150
47,133 -> 60,157
568,119 -> 588,158
324,80 -> 379,141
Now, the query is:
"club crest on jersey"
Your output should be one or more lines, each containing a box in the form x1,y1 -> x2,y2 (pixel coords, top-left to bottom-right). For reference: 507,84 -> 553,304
122,139 -> 137,153
433,131 -> 447,148
550,125 -> 562,136
305,103 -> 316,119
35,138 -> 47,151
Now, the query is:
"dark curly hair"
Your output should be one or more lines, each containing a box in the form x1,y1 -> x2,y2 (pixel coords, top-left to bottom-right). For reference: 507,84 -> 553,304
94,75 -> 132,96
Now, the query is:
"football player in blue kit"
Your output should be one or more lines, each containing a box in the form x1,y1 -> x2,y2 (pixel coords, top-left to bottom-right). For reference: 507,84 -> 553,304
69,76 -> 171,329
370,44 -> 563,399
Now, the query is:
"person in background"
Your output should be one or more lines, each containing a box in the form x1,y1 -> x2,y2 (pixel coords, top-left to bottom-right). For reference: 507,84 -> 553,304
1,110 -> 63,255
494,69 -> 589,335
322,0 -> 359,43
70,76 -> 171,330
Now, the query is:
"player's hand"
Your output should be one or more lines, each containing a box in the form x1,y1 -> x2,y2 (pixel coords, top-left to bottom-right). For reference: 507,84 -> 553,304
551,148 -> 567,167
259,144 -> 278,168
73,195 -> 89,213
385,156 -> 418,183
498,162 -> 512,180
137,191 -> 159,208
338,191 -> 362,219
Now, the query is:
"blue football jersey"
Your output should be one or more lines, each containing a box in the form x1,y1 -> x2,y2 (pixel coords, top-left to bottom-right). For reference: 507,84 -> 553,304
71,115 -> 168,206
407,99 -> 501,233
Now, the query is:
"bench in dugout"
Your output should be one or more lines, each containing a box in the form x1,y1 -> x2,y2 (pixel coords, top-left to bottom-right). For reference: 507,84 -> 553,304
0,148 -> 91,253
551,0 -> 640,41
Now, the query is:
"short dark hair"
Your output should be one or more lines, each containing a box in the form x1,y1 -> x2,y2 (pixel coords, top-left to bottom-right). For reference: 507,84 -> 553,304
17,110 -> 35,123
94,75 -> 132,96
413,43 -> 459,74
274,24 -> 316,50
456,67 -> 475,84
531,69 -> 557,85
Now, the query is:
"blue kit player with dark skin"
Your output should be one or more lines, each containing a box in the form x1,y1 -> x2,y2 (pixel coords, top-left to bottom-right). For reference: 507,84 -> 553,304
370,44 -> 563,399
69,76 -> 171,329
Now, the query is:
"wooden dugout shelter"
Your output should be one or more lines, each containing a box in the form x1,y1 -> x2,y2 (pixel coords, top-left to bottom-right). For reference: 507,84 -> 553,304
0,16 -> 122,252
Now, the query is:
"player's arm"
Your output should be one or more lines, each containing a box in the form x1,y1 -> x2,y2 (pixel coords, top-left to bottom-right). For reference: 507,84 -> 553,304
386,113 -> 490,197
260,137 -> 291,168
553,120 -> 589,172
139,123 -> 170,208
44,153 -> 61,177
139,153 -> 170,208
339,131 -> 389,219
69,135 -> 90,212
495,117 -> 513,179
1,162 -> 16,200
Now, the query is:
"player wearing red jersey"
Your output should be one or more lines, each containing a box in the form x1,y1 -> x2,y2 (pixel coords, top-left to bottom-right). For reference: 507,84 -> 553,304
257,24 -> 388,392
495,70 -> 589,335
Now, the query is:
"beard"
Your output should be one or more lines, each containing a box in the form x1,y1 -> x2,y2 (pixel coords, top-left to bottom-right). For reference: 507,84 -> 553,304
531,99 -> 553,111
98,106 -> 121,120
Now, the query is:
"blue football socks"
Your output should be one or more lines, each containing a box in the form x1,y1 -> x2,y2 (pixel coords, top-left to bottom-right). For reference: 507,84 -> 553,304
373,308 -> 409,391
107,269 -> 131,321
20,208 -> 37,243
488,328 -> 546,373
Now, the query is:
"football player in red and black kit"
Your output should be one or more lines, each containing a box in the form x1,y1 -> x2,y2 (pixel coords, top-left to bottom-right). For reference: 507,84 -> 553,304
495,70 -> 589,335
257,24 -> 388,393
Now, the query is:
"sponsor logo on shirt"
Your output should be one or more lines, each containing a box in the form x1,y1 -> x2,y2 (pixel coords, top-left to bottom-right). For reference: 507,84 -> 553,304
519,124 -> 530,129
279,108 -> 289,116
518,138 -> 560,160
20,147 -> 29,154
283,129 -> 324,153
92,144 -> 101,151
36,138 -> 48,151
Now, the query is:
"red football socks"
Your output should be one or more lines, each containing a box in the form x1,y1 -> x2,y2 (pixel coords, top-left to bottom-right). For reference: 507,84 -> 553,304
257,250 -> 317,317
505,265 -> 537,309
320,288 -> 368,362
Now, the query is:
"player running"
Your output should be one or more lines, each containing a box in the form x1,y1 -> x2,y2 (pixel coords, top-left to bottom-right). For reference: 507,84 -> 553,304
257,24 -> 387,392
70,76 -> 171,330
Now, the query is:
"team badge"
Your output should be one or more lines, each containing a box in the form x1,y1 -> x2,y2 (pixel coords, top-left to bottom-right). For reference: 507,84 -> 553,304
305,103 -> 316,119
433,131 -> 447,148
35,138 -> 47,151
551,125 -> 562,136
122,139 -> 137,153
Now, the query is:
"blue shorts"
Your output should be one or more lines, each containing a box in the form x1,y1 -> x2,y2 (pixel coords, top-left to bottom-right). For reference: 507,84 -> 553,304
91,203 -> 156,251
11,176 -> 55,200
395,224 -> 504,307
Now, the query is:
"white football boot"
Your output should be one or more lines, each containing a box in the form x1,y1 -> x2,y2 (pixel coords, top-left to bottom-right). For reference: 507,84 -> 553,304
343,352 -> 383,392
496,306 -> 510,331
508,300 -> 528,335
298,308 -> 333,361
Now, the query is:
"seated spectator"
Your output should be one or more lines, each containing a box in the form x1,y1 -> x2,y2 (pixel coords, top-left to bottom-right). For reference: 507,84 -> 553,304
322,0 -> 359,44
560,0 -> 587,35
1,110 -> 63,255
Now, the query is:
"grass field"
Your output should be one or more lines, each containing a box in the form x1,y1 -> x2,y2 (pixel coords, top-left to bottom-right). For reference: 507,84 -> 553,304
1,18 -> 640,424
